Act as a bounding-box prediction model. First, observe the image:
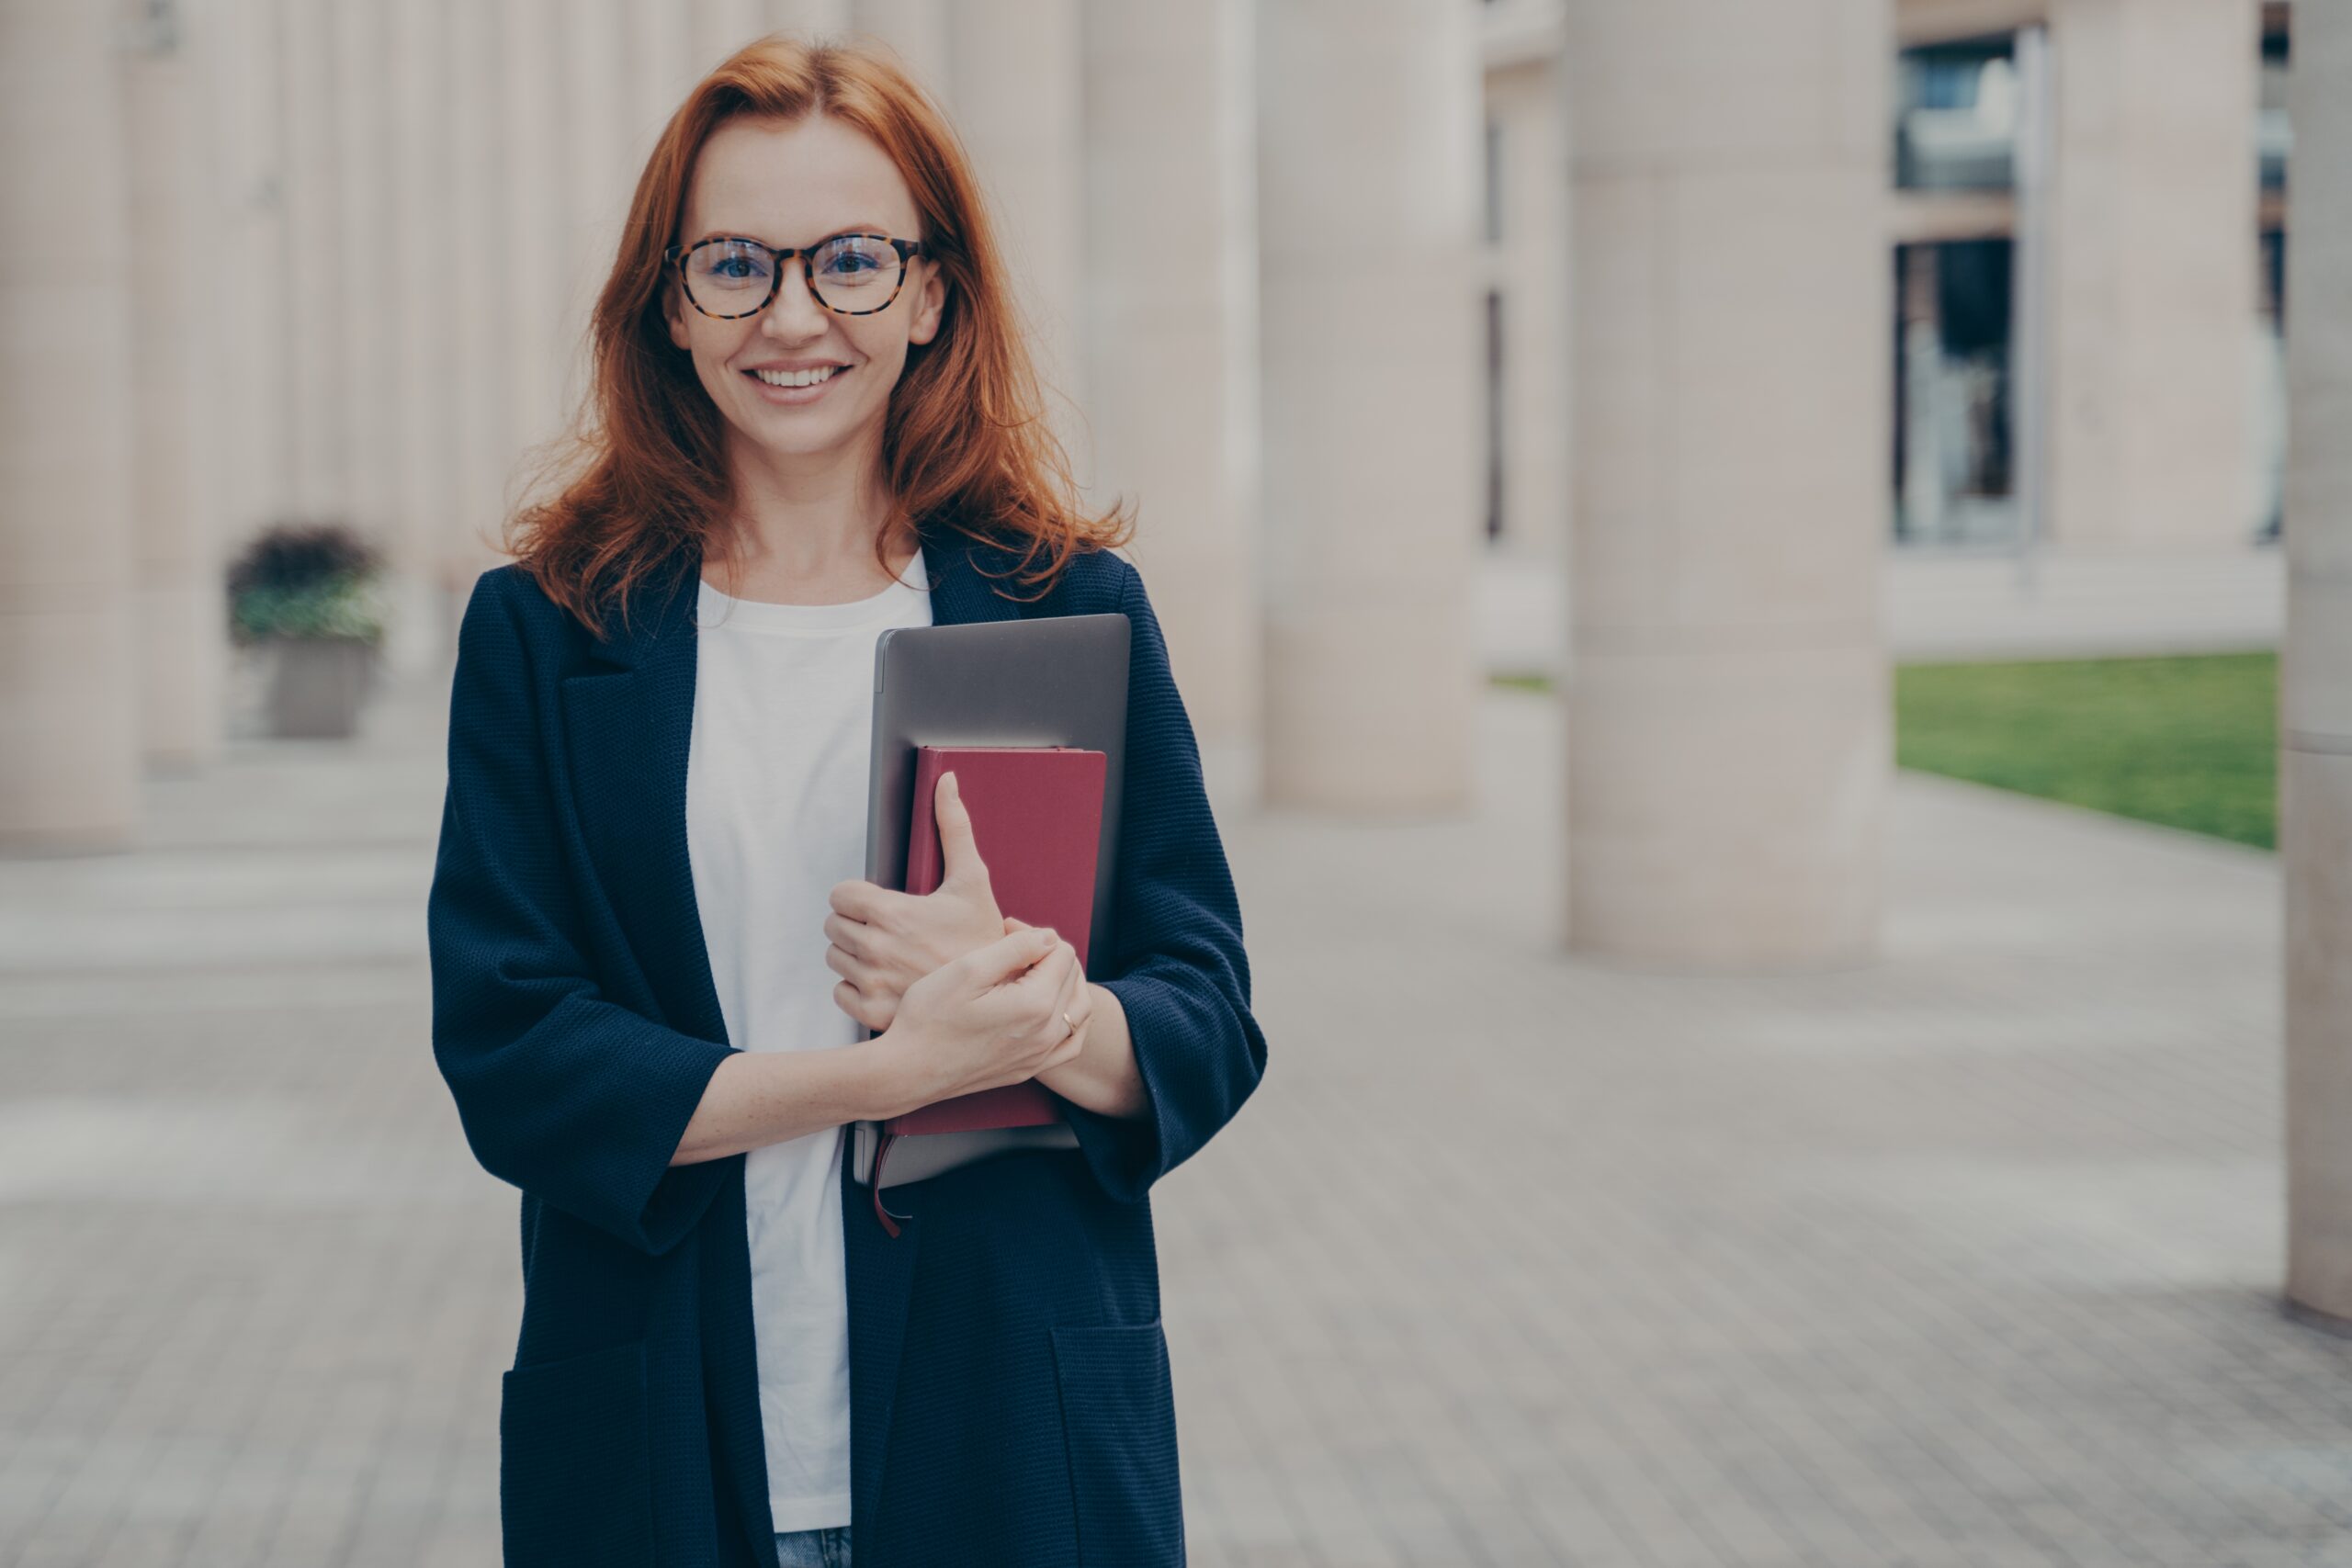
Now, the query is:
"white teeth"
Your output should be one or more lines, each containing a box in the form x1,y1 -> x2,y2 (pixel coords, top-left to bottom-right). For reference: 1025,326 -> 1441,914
752,365 -> 843,389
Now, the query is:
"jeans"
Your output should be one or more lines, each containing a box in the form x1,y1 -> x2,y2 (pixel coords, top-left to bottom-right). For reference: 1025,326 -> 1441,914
773,1526 -> 852,1567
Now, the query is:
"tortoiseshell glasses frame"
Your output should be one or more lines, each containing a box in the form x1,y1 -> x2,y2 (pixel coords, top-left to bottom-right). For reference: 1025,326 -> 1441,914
663,232 -> 928,320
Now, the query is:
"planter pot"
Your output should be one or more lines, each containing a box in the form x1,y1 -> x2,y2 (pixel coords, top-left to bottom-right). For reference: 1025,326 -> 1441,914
267,636 -> 375,739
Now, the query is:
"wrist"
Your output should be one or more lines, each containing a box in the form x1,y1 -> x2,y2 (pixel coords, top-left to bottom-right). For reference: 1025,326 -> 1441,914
856,1026 -> 938,1122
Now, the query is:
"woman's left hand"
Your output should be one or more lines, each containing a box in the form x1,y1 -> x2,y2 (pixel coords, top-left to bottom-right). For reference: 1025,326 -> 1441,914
825,771 -> 1005,1033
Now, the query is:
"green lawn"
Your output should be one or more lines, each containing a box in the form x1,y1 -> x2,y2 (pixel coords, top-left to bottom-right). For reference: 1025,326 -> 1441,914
1894,651 -> 2278,850
1496,652 -> 2279,850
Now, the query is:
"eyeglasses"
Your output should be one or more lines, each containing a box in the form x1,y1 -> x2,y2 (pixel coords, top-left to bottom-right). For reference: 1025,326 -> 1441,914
664,231 -> 927,319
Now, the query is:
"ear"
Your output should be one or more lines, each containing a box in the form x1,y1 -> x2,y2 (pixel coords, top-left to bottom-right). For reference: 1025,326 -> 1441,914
663,275 -> 693,353
907,260 -> 947,347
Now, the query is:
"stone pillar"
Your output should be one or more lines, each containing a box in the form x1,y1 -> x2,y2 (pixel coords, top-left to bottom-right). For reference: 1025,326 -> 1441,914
197,0 -> 296,567
126,6 -> 223,770
772,0 -> 852,35
0,0 -> 140,846
448,0 -> 513,578
947,0 -> 1089,479
626,0 -> 697,186
1258,0 -> 1481,811
2047,0 -> 2262,552
391,0 -> 461,658
564,0 -> 631,410
501,0 -> 568,468
694,0 -> 765,68
280,0 -> 348,519
1080,0 -> 1260,792
336,0 -> 396,531
1486,47 -> 1571,566
852,0 -> 950,105
2284,1 -> 2352,1327
1561,0 -> 1889,964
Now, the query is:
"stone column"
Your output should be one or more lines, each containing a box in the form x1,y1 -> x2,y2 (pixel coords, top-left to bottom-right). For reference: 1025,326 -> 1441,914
126,6 -> 223,770
197,0 -> 296,568
391,0 -> 461,658
694,0 -> 765,68
1561,0 -> 1889,964
627,0 -> 697,173
565,0 -> 632,413
0,0 -> 140,846
448,0 -> 513,579
280,0 -> 349,519
1487,46 -> 1571,567
947,0 -> 1089,480
502,0 -> 568,470
336,0 -> 396,528
852,0 -> 950,105
2284,1 -> 2352,1327
772,0 -> 852,36
1080,0 -> 1260,792
1258,0 -> 1481,811
2047,0 -> 2262,551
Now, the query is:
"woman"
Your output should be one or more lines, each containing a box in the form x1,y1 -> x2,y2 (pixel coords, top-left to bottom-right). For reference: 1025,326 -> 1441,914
425,34 -> 1267,1568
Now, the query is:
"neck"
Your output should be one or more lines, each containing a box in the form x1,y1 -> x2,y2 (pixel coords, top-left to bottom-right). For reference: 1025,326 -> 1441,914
709,430 -> 913,592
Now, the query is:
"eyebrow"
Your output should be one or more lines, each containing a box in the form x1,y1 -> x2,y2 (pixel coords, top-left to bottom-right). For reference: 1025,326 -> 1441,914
684,222 -> 907,247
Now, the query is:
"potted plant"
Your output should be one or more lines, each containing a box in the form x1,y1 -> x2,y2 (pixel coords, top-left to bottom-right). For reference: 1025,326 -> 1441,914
225,522 -> 391,739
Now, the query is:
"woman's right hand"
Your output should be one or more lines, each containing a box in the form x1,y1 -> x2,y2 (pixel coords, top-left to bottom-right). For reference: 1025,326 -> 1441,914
868,923 -> 1092,1112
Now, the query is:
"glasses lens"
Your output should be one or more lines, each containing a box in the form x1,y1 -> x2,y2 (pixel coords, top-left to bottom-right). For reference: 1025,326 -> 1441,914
684,239 -> 775,313
809,235 -> 905,311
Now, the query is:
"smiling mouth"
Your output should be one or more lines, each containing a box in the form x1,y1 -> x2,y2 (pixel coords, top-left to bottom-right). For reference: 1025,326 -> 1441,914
745,365 -> 849,389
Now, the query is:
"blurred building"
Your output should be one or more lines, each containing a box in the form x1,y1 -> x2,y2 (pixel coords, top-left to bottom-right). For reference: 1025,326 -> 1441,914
10,0 -> 2352,1330
0,0 -> 2295,961
1476,0 -> 2288,562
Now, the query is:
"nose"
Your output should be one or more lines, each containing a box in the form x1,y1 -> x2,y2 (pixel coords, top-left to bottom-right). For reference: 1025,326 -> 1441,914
761,263 -> 830,340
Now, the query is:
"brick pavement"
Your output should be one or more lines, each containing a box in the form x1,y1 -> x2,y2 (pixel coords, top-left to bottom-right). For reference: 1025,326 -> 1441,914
3,660 -> 2346,1568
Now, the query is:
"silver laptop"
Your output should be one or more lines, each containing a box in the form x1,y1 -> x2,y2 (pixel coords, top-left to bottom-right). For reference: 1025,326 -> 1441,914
851,612 -> 1130,1189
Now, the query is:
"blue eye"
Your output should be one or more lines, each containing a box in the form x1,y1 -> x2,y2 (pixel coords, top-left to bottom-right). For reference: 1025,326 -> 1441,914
691,243 -> 773,287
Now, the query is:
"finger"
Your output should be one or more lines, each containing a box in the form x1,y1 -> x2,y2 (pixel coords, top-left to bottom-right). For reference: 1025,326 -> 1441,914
1002,915 -> 1031,932
822,913 -> 876,963
933,772 -> 992,890
957,923 -> 1060,988
832,979 -> 888,1032
828,879 -> 894,925
823,942 -> 882,990
1005,933 -> 1079,1007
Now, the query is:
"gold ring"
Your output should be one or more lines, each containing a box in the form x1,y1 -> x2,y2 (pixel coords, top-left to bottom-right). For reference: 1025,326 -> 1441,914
1061,1010 -> 1077,1032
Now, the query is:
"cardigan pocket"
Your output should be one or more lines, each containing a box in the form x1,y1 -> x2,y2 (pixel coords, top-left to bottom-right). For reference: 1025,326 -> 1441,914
499,1339 -> 655,1567
1050,1320 -> 1184,1567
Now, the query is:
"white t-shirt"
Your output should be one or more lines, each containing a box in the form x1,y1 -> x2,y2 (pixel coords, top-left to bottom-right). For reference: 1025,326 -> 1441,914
683,547 -> 933,1532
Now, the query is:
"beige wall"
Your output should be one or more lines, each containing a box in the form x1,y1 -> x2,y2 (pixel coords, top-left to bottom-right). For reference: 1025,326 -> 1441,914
2046,0 -> 2263,552
1484,55 -> 1569,565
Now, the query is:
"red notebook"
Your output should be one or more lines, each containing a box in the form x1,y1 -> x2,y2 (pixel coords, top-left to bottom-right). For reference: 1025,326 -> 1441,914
860,745 -> 1107,1233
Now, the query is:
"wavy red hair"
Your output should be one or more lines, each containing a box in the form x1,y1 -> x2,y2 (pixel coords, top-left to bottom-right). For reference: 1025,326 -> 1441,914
502,32 -> 1130,639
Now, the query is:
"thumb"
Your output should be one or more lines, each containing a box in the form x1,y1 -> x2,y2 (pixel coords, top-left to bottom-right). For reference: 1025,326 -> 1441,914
964,921 -> 1058,987
934,771 -> 989,887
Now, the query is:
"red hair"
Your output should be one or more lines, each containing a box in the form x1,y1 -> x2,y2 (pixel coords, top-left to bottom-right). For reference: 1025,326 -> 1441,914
502,33 -> 1130,638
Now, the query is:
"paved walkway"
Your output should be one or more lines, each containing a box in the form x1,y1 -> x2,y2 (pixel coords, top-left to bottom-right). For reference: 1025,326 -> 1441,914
3,657 -> 2347,1567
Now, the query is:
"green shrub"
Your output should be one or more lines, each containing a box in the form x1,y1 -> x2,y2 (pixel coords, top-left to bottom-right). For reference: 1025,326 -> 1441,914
225,523 -> 390,648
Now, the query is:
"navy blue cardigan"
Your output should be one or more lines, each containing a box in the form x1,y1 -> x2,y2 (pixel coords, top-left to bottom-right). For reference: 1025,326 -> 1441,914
425,520 -> 1267,1567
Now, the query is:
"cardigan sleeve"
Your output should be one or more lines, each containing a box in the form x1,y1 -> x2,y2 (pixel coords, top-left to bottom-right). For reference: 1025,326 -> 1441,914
426,570 -> 736,1256
1063,558 -> 1270,1202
